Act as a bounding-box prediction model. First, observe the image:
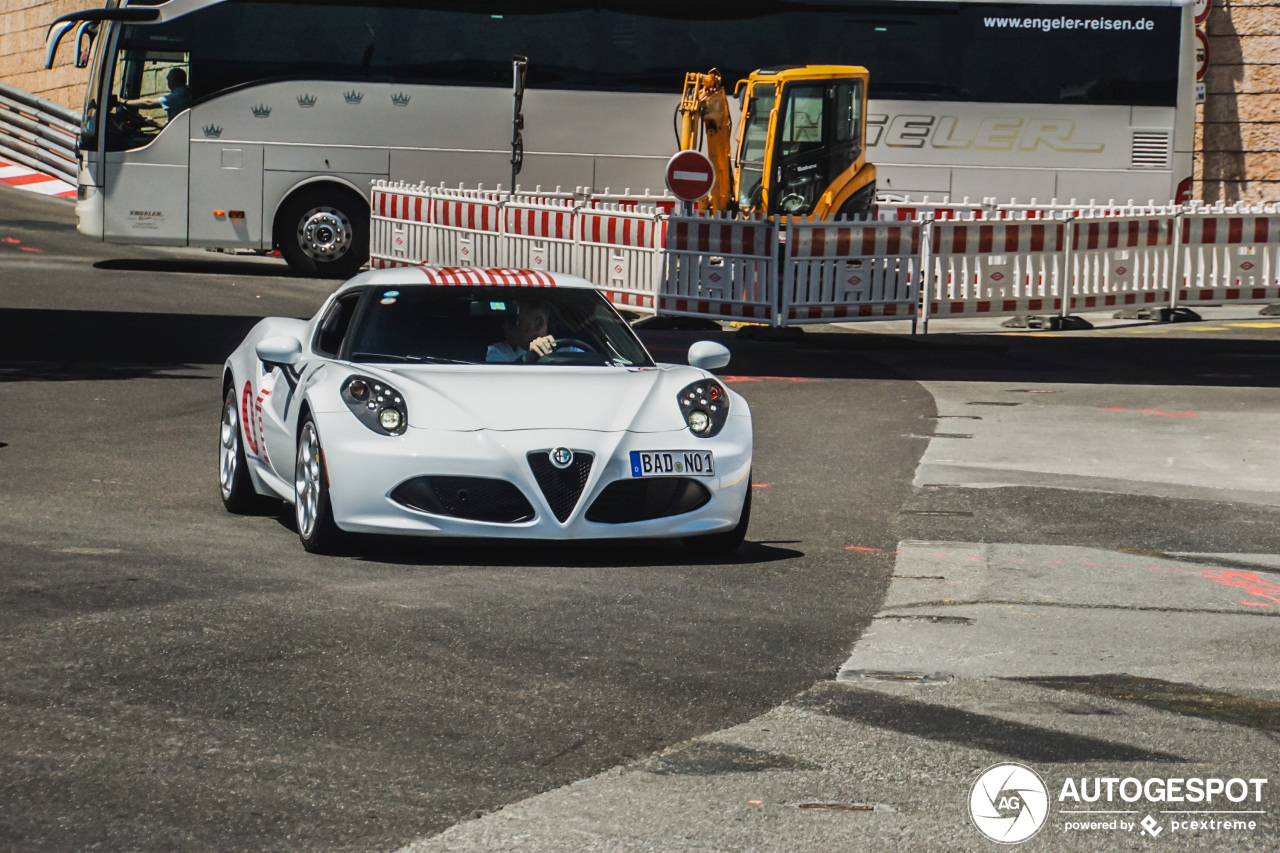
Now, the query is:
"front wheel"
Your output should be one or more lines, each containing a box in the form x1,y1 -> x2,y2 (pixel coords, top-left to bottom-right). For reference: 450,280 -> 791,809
276,186 -> 369,279
683,475 -> 752,556
295,417 -> 344,553
219,385 -> 263,513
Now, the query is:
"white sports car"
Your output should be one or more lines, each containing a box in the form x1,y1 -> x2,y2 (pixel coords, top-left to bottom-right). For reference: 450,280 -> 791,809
218,267 -> 753,554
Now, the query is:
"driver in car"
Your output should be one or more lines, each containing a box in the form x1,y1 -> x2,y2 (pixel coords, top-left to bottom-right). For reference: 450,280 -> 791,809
126,67 -> 191,125
486,299 -> 559,363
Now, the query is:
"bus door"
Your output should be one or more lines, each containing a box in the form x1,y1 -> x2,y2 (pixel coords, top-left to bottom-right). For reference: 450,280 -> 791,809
99,25 -> 190,245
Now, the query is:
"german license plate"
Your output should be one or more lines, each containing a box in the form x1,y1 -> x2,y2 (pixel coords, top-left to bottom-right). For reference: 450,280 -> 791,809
630,450 -> 715,477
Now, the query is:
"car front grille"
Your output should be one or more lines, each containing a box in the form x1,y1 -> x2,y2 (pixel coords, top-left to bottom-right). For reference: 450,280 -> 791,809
390,476 -> 535,523
585,478 -> 712,524
527,451 -> 594,523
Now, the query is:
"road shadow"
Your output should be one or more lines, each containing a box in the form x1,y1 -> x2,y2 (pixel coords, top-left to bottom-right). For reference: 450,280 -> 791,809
640,326 -> 1280,389
5,306 -> 1279,389
795,682 -> 1184,763
93,257 -> 302,278
0,308 -> 270,382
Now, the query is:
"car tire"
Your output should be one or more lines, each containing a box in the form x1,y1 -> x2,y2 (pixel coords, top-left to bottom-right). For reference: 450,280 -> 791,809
276,185 -> 369,279
295,416 -> 345,554
683,474 -> 752,556
219,384 -> 269,514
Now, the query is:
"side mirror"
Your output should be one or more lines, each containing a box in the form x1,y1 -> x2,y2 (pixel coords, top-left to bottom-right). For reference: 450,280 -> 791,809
688,340 -> 730,371
256,335 -> 302,369
74,21 -> 95,69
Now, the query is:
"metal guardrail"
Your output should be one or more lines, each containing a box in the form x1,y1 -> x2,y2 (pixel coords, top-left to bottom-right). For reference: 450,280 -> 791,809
0,81 -> 79,185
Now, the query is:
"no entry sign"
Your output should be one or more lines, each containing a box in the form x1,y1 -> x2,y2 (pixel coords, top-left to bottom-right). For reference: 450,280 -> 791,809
665,150 -> 716,202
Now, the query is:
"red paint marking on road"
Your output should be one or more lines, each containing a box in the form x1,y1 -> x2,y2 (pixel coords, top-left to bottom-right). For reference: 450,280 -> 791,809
1238,601 -> 1273,608
751,483 -> 771,488
1102,407 -> 1200,418
721,376 -> 822,383
846,546 -> 881,552
2,237 -> 20,244
931,553 -> 948,558
20,246 -> 42,253
889,551 -> 904,555
1047,560 -> 1066,564
1118,564 -> 1133,568
1082,562 -> 1098,566
965,556 -> 987,561
1200,570 -> 1280,608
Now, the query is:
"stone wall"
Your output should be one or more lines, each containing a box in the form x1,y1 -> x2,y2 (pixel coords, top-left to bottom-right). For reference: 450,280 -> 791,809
0,0 -> 96,108
1197,0 -> 1280,203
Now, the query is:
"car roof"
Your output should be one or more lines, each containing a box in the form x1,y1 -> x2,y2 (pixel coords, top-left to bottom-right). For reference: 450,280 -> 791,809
336,266 -> 598,295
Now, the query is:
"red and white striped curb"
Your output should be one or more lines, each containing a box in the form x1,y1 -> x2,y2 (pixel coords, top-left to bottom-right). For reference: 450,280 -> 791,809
0,159 -> 75,198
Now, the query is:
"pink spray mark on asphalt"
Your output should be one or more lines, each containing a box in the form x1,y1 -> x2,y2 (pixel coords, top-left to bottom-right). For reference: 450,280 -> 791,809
846,546 -> 881,552
721,376 -> 822,383
1200,571 -> 1280,608
1102,407 -> 1200,418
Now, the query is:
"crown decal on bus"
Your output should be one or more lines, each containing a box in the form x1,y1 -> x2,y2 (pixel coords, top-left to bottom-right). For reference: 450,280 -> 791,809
297,94 -> 317,108
391,92 -> 411,107
202,124 -> 223,138
251,104 -> 272,118
344,90 -> 364,104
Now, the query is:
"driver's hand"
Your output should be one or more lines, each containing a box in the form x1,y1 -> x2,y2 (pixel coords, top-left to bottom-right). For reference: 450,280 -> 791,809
527,335 -> 556,358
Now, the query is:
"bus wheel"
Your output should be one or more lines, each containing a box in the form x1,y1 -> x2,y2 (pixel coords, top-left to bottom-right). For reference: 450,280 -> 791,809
277,186 -> 369,279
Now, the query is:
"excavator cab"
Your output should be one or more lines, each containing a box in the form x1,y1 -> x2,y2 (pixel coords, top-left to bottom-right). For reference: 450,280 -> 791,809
735,66 -> 876,219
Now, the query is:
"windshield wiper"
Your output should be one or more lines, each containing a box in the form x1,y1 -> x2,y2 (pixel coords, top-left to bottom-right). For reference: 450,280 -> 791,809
350,352 -> 421,363
350,352 -> 478,365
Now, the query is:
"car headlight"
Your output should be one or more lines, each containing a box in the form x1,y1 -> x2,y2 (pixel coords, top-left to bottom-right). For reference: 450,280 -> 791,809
677,380 -> 728,438
342,375 -> 408,436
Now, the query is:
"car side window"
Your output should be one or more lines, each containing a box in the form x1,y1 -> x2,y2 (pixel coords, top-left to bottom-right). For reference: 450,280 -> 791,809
314,291 -> 363,357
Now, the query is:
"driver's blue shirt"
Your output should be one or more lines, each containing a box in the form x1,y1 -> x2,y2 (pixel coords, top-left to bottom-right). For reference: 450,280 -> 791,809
485,341 -> 526,363
159,86 -> 191,120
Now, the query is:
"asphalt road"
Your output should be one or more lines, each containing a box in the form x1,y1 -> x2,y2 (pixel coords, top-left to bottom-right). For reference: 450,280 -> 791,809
0,187 -> 932,851
5,186 -> 1278,853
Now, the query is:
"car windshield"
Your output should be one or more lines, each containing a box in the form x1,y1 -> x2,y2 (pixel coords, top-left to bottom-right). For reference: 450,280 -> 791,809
345,285 -> 654,367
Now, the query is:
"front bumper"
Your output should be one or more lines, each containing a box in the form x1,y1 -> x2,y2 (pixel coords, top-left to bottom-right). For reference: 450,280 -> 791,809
317,414 -> 752,540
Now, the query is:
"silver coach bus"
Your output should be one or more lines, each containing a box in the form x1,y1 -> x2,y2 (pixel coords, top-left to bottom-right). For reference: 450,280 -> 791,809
47,0 -> 1196,277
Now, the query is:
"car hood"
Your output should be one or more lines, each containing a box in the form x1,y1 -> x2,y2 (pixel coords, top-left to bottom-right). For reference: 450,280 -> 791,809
371,365 -> 698,433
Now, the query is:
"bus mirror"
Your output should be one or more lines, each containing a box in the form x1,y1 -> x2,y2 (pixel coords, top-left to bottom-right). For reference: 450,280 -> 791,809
44,20 -> 75,69
74,21 -> 96,69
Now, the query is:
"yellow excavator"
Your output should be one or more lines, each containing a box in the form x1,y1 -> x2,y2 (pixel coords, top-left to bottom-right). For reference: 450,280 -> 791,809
677,66 -> 877,219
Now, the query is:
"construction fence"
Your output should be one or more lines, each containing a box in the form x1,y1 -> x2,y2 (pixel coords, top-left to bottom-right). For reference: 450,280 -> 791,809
370,181 -> 1280,331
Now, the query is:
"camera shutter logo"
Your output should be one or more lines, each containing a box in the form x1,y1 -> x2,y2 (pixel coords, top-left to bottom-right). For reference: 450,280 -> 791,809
969,763 -> 1049,843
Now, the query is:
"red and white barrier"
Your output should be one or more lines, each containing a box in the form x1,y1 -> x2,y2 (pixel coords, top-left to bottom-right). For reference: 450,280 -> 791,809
370,181 -> 668,313
1178,211 -> 1280,305
923,216 -> 1070,318
579,204 -> 665,312
782,220 -> 920,323
660,215 -> 777,322
372,182 -> 1280,330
